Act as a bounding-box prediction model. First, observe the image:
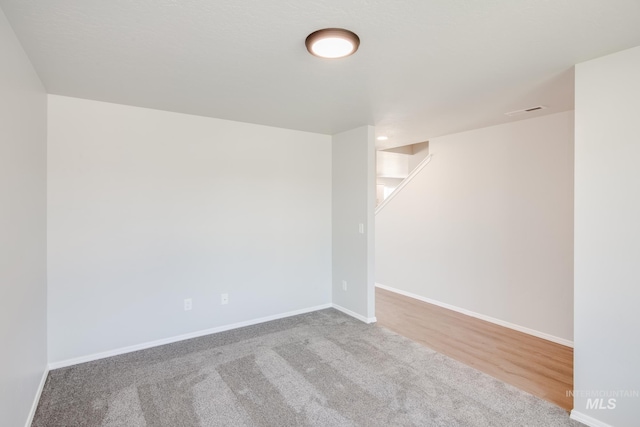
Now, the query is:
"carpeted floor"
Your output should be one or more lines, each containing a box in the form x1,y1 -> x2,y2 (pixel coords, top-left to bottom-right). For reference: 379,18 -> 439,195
33,309 -> 582,426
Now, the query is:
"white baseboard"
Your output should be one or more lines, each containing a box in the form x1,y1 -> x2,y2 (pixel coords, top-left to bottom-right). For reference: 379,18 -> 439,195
48,303 -> 333,370
25,367 -> 49,427
375,283 -> 573,348
332,303 -> 377,324
570,410 -> 613,427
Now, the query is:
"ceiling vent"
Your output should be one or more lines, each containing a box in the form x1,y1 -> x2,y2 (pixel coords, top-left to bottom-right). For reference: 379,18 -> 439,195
505,105 -> 548,117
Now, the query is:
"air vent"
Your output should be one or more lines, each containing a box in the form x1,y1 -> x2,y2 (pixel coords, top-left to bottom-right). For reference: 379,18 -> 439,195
505,105 -> 548,117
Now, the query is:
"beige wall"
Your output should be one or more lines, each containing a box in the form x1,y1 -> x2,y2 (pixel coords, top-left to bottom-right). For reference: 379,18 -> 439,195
376,111 -> 574,343
408,141 -> 429,172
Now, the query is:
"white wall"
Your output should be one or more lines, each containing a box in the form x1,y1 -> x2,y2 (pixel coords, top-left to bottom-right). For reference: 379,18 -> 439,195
377,150 -> 409,179
574,46 -> 640,427
47,95 -> 332,363
0,8 -> 48,427
376,111 -> 574,343
332,126 -> 376,321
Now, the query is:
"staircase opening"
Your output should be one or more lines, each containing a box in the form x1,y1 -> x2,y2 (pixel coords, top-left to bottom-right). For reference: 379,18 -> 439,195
376,141 -> 429,207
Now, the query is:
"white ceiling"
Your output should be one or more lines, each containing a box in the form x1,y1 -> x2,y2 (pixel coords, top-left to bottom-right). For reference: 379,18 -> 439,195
2,0 -> 640,148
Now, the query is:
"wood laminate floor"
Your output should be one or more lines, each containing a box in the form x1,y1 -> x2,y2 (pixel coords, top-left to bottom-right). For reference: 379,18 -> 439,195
375,287 -> 573,411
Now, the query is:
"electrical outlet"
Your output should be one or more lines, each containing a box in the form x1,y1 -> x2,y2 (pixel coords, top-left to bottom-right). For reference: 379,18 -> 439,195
342,280 -> 347,291
184,298 -> 192,311
359,223 -> 364,234
221,293 -> 229,305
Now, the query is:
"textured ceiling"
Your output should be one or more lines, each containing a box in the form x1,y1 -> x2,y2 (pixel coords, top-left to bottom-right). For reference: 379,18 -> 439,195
2,0 -> 640,148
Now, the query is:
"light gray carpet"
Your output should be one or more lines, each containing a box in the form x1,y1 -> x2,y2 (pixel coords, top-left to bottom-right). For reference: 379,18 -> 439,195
33,309 -> 582,426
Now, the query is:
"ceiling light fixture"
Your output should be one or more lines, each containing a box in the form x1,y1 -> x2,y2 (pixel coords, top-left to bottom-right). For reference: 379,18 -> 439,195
376,136 -> 389,141
305,28 -> 360,59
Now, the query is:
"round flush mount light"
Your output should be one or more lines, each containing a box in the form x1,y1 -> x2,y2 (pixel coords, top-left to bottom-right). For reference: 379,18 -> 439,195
376,136 -> 389,141
305,28 -> 360,59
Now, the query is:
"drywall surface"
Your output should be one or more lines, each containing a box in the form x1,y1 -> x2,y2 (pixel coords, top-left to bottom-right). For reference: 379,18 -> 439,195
0,8 -> 48,427
376,111 -> 574,342
332,126 -> 376,320
407,141 -> 429,172
574,45 -> 640,426
47,95 -> 332,363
